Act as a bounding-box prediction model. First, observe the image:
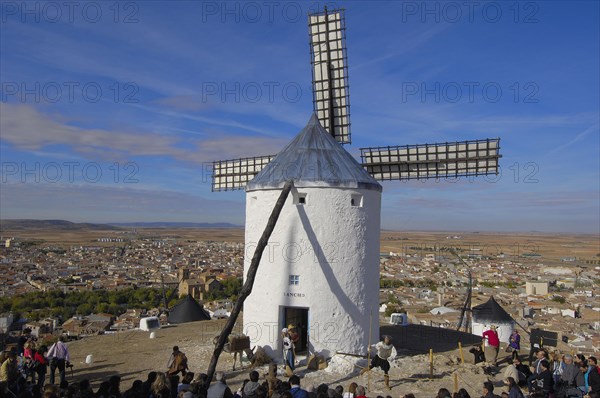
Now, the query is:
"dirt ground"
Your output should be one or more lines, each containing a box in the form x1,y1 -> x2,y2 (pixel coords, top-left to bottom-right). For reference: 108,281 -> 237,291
61,319 -> 512,397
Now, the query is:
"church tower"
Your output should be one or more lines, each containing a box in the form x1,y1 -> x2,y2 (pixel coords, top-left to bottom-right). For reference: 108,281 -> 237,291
178,267 -> 190,296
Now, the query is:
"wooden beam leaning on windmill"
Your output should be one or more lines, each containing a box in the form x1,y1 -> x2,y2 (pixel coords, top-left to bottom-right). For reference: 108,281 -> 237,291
360,335 -> 397,390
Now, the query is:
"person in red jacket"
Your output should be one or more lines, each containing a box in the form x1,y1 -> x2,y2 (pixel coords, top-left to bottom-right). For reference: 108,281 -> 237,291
34,345 -> 49,389
483,325 -> 500,366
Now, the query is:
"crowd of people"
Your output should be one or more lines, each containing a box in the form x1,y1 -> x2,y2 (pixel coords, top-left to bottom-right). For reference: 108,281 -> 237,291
1,330 -> 73,394
520,349 -> 600,397
1,328 -> 600,398
477,326 -> 600,398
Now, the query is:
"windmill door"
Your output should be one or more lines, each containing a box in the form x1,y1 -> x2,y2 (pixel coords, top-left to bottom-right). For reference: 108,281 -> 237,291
283,307 -> 308,353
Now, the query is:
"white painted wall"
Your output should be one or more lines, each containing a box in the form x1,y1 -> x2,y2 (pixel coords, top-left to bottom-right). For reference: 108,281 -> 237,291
472,321 -> 515,344
243,186 -> 381,359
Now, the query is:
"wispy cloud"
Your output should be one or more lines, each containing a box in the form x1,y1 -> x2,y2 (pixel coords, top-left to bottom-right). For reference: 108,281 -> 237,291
132,102 -> 295,138
1,103 -> 190,159
153,95 -> 213,112
547,122 -> 600,156
353,24 -> 449,70
0,103 -> 289,163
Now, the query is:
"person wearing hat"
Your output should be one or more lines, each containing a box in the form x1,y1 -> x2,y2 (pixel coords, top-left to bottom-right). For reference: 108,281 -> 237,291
288,325 -> 300,347
282,328 -> 294,376
483,325 -> 500,366
360,335 -> 396,390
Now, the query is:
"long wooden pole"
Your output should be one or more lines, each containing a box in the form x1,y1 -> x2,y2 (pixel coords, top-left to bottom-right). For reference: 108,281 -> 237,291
205,181 -> 294,386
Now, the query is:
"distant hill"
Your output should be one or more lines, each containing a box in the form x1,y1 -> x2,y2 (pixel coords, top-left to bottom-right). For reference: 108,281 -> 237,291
0,219 -> 241,230
0,219 -> 123,231
109,222 -> 241,228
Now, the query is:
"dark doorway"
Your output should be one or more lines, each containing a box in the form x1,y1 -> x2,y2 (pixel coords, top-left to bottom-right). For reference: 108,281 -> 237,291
283,307 -> 308,353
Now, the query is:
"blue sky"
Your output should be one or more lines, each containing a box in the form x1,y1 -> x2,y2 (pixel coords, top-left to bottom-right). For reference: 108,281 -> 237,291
1,1 -> 598,233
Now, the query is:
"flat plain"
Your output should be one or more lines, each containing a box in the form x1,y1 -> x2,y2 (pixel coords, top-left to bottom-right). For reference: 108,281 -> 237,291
1,224 -> 597,266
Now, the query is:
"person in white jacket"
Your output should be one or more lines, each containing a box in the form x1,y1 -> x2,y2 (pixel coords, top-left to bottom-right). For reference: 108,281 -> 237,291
47,336 -> 70,385
360,335 -> 397,389
281,328 -> 295,376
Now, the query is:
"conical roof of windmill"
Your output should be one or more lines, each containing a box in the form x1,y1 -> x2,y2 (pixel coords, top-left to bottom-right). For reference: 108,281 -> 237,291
472,296 -> 514,323
246,114 -> 382,192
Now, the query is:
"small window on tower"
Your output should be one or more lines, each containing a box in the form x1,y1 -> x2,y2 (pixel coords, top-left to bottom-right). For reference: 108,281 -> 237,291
294,193 -> 307,205
289,275 -> 300,285
351,194 -> 363,207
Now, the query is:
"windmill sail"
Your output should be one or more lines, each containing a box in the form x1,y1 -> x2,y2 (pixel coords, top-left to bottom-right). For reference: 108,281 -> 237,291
210,8 -> 504,191
211,155 -> 275,191
360,138 -> 501,181
309,8 -> 351,144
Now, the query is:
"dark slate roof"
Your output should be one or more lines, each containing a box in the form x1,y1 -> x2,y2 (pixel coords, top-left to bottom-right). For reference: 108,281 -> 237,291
246,114 -> 382,192
472,296 -> 514,323
167,295 -> 211,324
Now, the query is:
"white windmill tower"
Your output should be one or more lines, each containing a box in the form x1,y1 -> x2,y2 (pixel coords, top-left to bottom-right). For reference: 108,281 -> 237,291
242,114 -> 382,357
211,8 -> 502,359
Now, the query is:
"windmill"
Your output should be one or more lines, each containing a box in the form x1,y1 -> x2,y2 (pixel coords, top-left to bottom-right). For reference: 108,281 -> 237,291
207,7 -> 502,377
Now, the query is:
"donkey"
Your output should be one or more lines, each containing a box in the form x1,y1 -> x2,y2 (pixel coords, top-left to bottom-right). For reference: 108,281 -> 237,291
213,335 -> 256,371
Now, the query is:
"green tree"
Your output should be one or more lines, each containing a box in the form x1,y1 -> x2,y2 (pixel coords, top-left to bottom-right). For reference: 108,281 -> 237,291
384,305 -> 401,317
0,297 -> 12,313
76,303 -> 93,315
96,302 -> 110,313
25,310 -> 42,322
222,277 -> 242,299
3,287 -> 172,322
